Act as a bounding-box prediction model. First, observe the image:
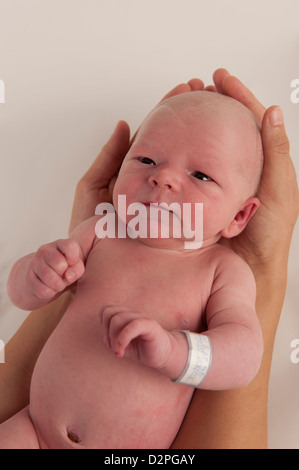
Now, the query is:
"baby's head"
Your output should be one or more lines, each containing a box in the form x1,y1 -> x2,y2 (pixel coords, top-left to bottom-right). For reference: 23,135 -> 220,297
113,91 -> 263,248
141,91 -> 263,194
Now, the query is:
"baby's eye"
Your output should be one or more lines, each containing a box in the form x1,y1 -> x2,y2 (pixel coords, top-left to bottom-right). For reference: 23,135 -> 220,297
138,157 -> 156,166
192,171 -> 212,182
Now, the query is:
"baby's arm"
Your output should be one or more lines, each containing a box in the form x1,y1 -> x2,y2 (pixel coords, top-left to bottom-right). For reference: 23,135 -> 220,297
7,216 -> 99,311
102,252 -> 263,390
197,252 -> 263,390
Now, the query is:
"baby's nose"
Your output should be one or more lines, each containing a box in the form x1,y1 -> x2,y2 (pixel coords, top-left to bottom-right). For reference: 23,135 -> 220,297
149,166 -> 182,191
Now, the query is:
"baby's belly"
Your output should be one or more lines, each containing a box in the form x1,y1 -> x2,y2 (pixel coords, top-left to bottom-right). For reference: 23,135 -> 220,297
29,307 -> 193,449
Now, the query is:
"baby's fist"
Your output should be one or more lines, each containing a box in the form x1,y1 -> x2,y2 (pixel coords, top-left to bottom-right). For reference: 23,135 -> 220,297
27,239 -> 85,300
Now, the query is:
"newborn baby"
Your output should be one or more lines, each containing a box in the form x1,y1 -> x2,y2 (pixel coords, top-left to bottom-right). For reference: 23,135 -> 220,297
3,91 -> 264,448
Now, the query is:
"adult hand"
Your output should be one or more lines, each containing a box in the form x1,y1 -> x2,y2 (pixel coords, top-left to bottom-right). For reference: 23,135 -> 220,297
212,69 -> 299,270
69,121 -> 131,234
165,71 -> 298,449
69,69 -> 298,269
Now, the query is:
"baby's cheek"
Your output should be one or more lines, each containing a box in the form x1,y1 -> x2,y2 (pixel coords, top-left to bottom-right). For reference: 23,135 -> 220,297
202,205 -> 228,236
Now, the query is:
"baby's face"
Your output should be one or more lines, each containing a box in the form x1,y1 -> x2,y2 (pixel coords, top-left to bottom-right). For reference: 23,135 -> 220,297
113,92 -> 262,249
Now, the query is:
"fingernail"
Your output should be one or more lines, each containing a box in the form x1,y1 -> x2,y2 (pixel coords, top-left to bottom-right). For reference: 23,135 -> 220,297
66,271 -> 76,282
269,107 -> 284,127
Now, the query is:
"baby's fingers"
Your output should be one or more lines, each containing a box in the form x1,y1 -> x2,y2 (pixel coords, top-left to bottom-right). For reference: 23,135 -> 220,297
30,239 -> 84,297
114,317 -> 154,357
34,239 -> 77,279
101,306 -> 135,347
63,259 -> 85,283
56,239 -> 82,269
101,306 -> 150,356
28,258 -> 67,299
55,239 -> 85,282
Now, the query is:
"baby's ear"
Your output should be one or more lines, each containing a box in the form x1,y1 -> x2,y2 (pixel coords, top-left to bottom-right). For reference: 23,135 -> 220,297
220,197 -> 260,239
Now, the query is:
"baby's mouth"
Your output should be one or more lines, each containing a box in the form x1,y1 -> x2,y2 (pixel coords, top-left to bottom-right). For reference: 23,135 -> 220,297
143,201 -> 181,221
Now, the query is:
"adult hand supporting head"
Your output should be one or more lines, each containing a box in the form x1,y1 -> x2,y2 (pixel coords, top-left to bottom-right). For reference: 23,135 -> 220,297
213,69 -> 299,272
69,70 -> 298,275
68,121 -> 131,234
172,71 -> 298,449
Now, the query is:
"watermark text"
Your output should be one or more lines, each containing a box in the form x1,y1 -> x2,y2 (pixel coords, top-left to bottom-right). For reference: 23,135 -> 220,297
290,339 -> 299,364
95,195 -> 203,249
290,79 -> 299,103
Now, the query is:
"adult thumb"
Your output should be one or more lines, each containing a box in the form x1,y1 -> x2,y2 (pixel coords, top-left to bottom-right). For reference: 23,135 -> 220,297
260,106 -> 299,224
261,106 -> 290,160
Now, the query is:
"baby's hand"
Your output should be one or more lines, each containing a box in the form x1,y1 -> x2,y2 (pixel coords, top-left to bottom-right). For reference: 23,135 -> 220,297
101,305 -> 175,372
26,239 -> 85,300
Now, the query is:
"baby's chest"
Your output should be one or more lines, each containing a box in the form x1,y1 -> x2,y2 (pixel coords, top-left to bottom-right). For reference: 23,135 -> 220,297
76,240 -> 214,332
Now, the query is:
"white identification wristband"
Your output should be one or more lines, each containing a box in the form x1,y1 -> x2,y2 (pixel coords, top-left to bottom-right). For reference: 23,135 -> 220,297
174,331 -> 212,387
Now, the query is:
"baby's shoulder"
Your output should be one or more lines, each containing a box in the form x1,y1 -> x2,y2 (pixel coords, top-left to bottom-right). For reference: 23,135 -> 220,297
211,243 -> 246,265
209,244 -> 256,290
201,243 -> 244,267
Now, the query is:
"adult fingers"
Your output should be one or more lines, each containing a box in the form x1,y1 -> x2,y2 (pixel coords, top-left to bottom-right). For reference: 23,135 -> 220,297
159,83 -> 193,102
213,68 -> 266,123
187,78 -> 205,91
259,106 -> 299,216
159,79 -> 205,103
212,68 -> 230,93
261,106 -> 290,160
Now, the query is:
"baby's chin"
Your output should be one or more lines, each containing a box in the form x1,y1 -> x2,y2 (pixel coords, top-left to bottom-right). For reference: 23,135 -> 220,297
128,232 -> 215,253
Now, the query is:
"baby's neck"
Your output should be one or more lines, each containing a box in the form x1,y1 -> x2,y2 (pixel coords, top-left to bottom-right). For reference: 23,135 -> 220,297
127,233 -> 221,255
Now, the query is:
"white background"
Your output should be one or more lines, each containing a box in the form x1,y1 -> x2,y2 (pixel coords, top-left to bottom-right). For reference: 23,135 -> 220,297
0,0 -> 298,448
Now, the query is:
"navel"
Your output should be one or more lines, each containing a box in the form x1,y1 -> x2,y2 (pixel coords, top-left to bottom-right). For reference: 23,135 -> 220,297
67,430 -> 81,444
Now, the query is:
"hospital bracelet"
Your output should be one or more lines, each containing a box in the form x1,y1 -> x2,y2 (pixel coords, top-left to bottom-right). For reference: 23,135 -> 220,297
174,331 -> 212,387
